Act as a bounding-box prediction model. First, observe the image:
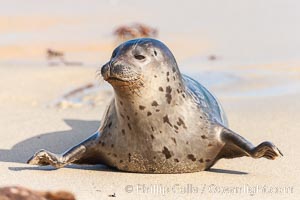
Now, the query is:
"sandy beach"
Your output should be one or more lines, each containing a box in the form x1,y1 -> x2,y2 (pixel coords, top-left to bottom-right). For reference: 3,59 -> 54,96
1,0 -> 300,199
0,65 -> 298,200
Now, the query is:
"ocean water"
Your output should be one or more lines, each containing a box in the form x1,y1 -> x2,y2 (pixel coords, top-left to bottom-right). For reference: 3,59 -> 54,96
1,0 -> 299,98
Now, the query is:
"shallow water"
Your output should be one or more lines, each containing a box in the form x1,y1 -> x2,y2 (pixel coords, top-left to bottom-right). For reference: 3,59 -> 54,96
1,0 -> 300,99
190,70 -> 300,98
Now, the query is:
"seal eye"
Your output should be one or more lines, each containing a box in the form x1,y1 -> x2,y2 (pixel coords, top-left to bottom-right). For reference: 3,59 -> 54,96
134,55 -> 145,60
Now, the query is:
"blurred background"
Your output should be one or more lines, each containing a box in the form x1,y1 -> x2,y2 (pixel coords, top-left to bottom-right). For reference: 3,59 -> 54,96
0,2 -> 299,198
1,0 -> 300,101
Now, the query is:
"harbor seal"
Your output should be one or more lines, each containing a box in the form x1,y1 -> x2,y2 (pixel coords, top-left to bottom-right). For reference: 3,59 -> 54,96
28,38 -> 282,173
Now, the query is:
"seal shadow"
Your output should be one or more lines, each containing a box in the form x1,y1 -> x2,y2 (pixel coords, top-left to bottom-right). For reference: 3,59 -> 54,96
0,119 -> 99,164
8,164 -> 117,172
2,119 -> 248,175
208,168 -> 248,175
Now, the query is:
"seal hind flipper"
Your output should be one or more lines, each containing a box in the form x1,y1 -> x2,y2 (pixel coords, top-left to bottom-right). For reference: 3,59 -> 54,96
28,131 -> 102,168
220,127 -> 282,160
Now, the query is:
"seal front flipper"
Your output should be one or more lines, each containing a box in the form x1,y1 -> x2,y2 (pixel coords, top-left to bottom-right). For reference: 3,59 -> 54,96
218,126 -> 283,160
27,131 -> 102,168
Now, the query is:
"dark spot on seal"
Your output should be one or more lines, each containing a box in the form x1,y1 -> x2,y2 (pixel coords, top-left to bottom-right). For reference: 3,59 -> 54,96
153,156 -> 156,159
128,123 -> 132,130
108,193 -> 116,198
120,113 -> 125,119
120,160 -> 123,163
101,142 -> 105,146
186,141 -> 189,145
156,109 -> 160,112
165,86 -> 172,104
167,77 -> 170,82
154,50 -> 157,56
172,67 -> 176,73
182,94 -> 186,98
166,86 -> 172,94
208,143 -> 213,147
113,153 -> 117,157
122,129 -> 125,135
127,115 -> 130,120
151,126 -> 154,132
139,105 -> 146,110
162,147 -> 172,159
174,158 -> 179,162
111,144 -> 114,148
108,122 -> 112,128
163,115 -> 173,127
120,101 -> 123,106
159,130 -> 162,133
174,125 -> 179,130
167,72 -> 169,76
154,75 -> 157,78
200,116 -> 203,119
201,135 -> 208,139
151,101 -> 159,107
159,87 -> 164,92
171,137 -> 177,145
173,76 -> 176,81
199,158 -> 204,163
147,111 -> 152,116
151,134 -> 155,140
187,154 -> 196,161
177,117 -> 187,129
128,153 -> 131,162
205,159 -> 211,162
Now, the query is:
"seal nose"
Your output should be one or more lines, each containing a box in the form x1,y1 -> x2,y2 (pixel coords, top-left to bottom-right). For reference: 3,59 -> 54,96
101,62 -> 110,80
110,64 -> 125,75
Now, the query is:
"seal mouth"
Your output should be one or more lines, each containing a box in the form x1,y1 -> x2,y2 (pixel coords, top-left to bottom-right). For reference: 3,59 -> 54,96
106,76 -> 128,82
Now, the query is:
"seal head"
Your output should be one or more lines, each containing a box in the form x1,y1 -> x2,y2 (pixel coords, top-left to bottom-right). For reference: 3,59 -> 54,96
101,38 -> 182,97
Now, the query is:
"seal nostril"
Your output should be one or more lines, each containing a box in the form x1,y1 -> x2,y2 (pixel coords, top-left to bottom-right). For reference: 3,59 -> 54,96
134,55 -> 145,60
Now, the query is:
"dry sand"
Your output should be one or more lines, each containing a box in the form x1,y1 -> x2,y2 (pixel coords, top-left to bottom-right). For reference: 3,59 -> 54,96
0,65 -> 298,200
